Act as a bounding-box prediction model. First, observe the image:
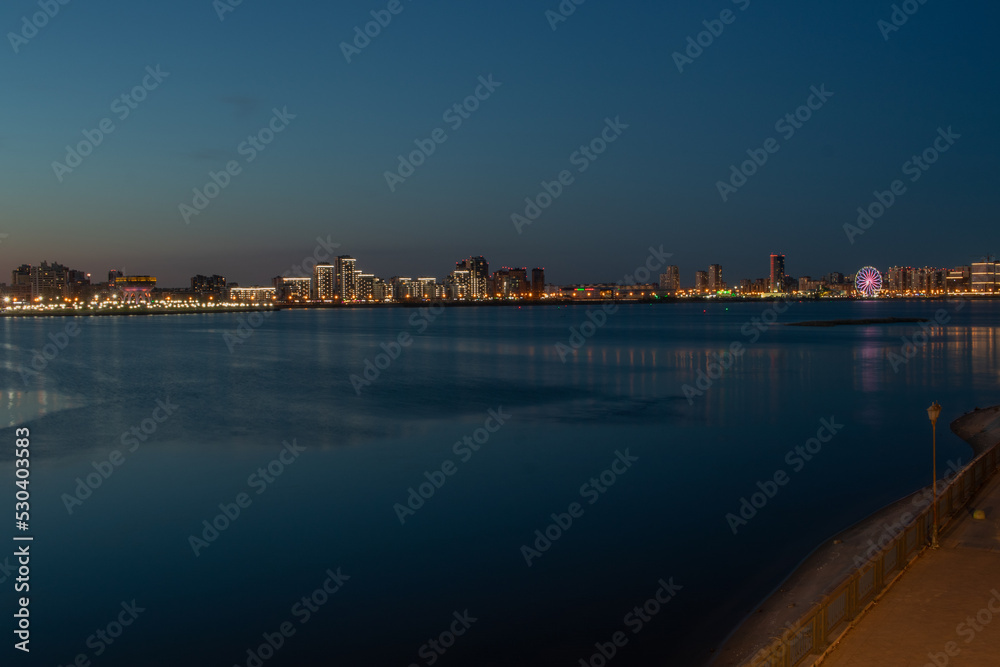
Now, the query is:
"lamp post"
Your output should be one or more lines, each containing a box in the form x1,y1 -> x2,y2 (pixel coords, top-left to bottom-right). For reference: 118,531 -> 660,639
927,401 -> 942,548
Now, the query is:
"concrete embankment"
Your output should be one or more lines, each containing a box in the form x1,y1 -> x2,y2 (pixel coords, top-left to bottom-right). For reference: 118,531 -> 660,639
709,405 -> 1000,667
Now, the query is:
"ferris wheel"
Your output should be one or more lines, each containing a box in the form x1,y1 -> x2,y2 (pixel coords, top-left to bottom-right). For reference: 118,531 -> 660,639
855,266 -> 882,297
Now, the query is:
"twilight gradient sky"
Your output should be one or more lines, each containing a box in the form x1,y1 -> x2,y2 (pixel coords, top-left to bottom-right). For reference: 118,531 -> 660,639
2,0 -> 997,287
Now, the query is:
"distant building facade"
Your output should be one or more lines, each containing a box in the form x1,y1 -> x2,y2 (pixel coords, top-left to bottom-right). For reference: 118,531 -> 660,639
659,265 -> 680,292
191,274 -> 227,297
531,268 -> 545,298
972,260 -> 999,293
695,271 -> 708,294
708,264 -> 723,292
230,286 -> 276,303
273,276 -> 311,301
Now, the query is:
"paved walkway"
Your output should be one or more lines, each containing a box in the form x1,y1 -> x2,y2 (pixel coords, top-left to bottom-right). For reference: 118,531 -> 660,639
821,473 -> 1000,667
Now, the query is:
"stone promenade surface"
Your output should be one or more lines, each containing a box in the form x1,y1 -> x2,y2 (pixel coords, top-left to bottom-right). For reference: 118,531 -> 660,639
821,472 -> 1000,667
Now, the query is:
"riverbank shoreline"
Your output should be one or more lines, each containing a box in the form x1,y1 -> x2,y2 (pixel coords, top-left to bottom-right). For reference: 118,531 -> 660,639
5,294 -> 1000,317
0,306 -> 274,318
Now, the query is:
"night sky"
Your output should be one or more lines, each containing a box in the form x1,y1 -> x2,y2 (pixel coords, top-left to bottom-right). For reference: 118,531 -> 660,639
2,0 -> 997,287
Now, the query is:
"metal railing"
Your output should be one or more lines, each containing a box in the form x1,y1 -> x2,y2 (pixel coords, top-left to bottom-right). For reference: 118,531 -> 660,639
741,442 -> 1000,667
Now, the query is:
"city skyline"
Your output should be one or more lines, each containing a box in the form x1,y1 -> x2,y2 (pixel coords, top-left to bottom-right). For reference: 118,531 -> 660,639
7,249 -> 999,300
5,238 -> 999,291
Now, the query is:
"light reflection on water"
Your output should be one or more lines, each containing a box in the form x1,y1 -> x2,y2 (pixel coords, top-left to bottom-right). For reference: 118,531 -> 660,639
0,301 -> 998,666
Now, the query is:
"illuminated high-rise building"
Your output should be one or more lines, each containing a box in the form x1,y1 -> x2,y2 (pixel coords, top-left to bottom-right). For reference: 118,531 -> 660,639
659,266 -> 680,292
417,277 -> 442,300
357,273 -> 375,301
448,269 -> 471,299
469,256 -> 488,298
695,271 -> 708,294
274,276 -> 311,301
708,264 -> 723,292
30,261 -> 69,298
770,254 -> 785,293
455,256 -> 489,299
314,263 -> 335,300
335,256 -> 357,301
972,259 -> 999,293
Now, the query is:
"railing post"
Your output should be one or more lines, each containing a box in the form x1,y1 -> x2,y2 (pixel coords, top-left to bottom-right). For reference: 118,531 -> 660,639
874,552 -> 884,594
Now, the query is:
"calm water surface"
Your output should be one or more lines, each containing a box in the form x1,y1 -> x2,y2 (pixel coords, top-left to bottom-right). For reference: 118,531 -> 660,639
1,300 -> 998,666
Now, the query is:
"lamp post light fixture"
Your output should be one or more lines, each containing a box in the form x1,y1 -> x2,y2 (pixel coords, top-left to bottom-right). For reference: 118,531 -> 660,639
927,401 -> 942,548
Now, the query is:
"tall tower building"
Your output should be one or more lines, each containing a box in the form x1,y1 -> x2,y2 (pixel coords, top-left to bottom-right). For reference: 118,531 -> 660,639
770,254 -> 786,293
531,268 -> 545,298
314,264 -> 335,300
708,264 -> 723,292
335,256 -> 357,301
468,256 -> 488,299
448,269 -> 471,299
695,271 -> 708,294
455,257 -> 489,299
356,273 -> 375,301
